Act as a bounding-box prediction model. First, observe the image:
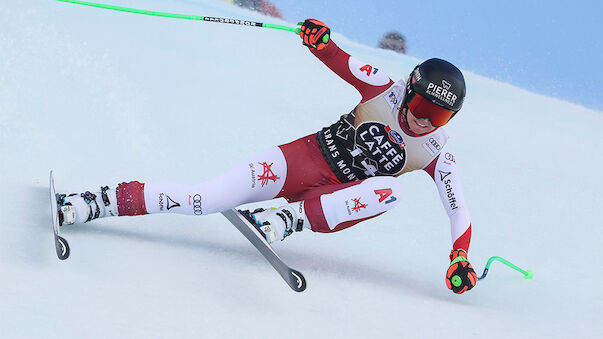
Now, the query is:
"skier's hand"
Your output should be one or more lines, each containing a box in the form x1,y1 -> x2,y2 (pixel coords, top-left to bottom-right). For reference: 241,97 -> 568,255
445,249 -> 477,294
298,19 -> 330,50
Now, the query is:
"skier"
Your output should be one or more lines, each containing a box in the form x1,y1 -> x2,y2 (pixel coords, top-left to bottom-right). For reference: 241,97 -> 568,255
56,19 -> 477,294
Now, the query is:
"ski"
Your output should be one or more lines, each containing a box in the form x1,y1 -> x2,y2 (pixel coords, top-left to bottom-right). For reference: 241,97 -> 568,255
222,209 -> 306,292
49,171 -> 70,260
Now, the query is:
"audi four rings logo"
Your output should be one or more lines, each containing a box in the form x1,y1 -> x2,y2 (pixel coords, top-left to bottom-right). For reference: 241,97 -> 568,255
429,137 -> 441,150
193,194 -> 202,215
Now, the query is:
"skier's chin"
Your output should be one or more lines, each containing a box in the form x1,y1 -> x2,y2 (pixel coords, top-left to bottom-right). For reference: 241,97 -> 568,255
406,110 -> 436,134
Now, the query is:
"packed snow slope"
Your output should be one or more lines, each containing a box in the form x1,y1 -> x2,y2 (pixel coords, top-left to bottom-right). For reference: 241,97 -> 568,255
1,1 -> 601,338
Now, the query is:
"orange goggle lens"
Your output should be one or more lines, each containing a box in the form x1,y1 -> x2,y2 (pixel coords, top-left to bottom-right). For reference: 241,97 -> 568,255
406,92 -> 455,127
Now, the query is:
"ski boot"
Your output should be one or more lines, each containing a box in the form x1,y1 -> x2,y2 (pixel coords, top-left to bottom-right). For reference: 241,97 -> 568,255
56,186 -> 118,226
239,202 -> 309,243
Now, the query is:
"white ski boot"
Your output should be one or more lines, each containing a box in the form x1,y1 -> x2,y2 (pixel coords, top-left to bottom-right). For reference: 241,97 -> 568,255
240,202 -> 310,243
56,186 -> 118,226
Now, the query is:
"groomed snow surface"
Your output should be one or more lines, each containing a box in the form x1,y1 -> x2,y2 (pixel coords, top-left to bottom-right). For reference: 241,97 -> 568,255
1,1 -> 601,338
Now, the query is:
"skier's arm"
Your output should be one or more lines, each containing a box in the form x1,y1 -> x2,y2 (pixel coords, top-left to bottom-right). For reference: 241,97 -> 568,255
423,145 -> 477,294
422,144 -> 472,252
299,19 -> 394,103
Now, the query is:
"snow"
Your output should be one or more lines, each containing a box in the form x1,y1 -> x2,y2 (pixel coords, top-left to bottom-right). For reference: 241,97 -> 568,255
1,0 -> 601,338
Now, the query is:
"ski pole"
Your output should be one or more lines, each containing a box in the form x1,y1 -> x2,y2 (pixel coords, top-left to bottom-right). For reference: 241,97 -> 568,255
477,256 -> 533,280
56,0 -> 301,34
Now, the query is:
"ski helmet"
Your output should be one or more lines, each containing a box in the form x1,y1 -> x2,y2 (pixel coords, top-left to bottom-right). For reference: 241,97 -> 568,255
402,58 -> 466,127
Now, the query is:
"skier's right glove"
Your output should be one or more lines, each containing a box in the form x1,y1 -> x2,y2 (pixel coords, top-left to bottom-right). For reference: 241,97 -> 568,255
445,249 -> 478,294
298,19 -> 330,50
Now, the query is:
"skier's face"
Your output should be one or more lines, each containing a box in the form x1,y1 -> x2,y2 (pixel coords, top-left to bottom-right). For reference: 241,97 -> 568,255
405,108 -> 437,134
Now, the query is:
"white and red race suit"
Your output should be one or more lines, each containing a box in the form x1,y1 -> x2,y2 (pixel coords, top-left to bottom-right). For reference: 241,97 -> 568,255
115,40 -> 472,252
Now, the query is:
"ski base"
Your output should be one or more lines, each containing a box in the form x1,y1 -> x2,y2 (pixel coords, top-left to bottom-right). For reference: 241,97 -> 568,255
222,209 -> 306,292
49,171 -> 70,260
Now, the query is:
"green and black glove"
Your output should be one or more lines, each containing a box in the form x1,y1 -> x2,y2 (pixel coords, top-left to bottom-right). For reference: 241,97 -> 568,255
298,19 -> 330,50
446,249 -> 478,294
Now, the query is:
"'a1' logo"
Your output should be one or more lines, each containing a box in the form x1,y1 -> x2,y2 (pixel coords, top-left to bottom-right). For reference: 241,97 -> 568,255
360,64 -> 379,76
374,188 -> 397,204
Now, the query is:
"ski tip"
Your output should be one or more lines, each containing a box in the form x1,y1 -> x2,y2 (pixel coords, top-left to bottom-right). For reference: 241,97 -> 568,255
55,235 -> 70,260
289,269 -> 306,292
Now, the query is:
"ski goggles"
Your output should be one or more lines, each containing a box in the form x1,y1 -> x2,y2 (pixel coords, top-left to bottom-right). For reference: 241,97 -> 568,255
403,69 -> 456,127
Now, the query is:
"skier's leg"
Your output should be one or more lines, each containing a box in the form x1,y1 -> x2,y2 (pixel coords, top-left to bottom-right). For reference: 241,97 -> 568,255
59,146 -> 288,224
140,134 -> 338,215
58,134 -> 338,225
304,176 -> 403,233
246,176 -> 403,242
142,146 -> 287,216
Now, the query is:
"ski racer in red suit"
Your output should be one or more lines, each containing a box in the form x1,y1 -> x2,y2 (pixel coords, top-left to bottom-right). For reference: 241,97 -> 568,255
56,19 -> 477,294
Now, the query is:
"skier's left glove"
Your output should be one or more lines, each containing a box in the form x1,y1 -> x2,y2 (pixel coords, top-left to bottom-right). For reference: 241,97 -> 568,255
298,19 -> 330,50
445,249 -> 478,294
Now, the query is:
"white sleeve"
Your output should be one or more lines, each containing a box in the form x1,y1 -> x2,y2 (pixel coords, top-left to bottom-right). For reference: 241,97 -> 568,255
432,144 -> 472,249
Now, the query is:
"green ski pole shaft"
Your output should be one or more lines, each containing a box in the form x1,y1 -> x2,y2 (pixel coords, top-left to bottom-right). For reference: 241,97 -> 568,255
56,0 -> 300,34
477,256 -> 533,280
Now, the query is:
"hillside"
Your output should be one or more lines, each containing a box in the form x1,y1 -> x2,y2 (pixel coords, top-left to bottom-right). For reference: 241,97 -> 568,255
0,1 -> 601,338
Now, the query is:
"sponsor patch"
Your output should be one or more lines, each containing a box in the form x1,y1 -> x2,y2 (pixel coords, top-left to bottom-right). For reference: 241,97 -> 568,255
444,152 -> 456,164
257,162 -> 280,187
437,170 -> 458,210
189,194 -> 202,215
249,163 -> 257,188
439,170 -> 451,181
348,57 -> 390,86
351,198 -> 367,212
355,122 -> 407,176
166,195 -> 180,210
344,197 -> 368,215
374,188 -> 397,204
426,80 -> 458,107
423,137 -> 442,156
384,83 -> 404,109
386,91 -> 398,109
413,68 -> 422,81
385,125 -> 405,147
442,178 -> 458,210
158,193 -> 165,211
